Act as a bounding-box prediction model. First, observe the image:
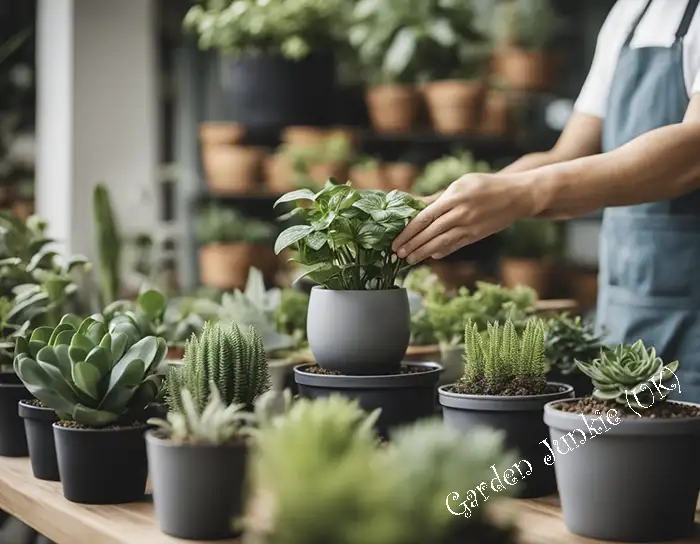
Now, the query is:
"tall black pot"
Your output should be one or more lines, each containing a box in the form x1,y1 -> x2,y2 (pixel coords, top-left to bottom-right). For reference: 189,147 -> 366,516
18,401 -> 59,480
53,423 -> 148,504
220,54 -> 336,127
0,372 -> 28,457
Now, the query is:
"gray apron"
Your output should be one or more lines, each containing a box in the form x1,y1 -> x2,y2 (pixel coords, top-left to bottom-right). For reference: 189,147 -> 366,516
597,0 -> 700,402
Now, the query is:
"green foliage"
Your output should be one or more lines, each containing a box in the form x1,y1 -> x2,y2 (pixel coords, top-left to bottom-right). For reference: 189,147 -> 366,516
274,289 -> 309,348
502,219 -> 563,259
183,0 -> 350,60
245,396 -> 517,544
544,313 -> 604,375
13,314 -> 166,427
576,340 -> 679,410
459,317 -> 547,395
0,297 -> 24,369
92,183 -> 122,305
195,205 -> 277,245
274,181 -> 426,290
283,135 -> 356,167
467,281 -> 536,330
493,0 -> 564,50
413,151 -> 491,196
165,321 -> 271,414
148,384 -> 254,445
349,0 -> 492,85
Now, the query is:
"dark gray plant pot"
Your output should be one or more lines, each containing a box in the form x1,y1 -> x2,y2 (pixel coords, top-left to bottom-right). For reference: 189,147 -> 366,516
0,372 -> 28,457
438,383 -> 574,498
306,286 -> 410,374
546,369 -> 594,397
294,362 -> 441,439
544,399 -> 700,542
18,401 -> 59,481
146,431 -> 247,540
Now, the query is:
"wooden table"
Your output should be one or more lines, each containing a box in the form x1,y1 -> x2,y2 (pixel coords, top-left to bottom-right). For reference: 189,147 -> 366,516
0,456 -> 697,544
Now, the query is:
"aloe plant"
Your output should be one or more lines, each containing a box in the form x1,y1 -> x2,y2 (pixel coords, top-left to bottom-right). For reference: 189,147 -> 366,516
92,183 -> 122,305
165,321 -> 270,414
13,314 -> 166,427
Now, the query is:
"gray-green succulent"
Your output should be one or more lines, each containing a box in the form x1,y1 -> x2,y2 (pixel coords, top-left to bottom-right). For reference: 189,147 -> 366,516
13,314 -> 167,427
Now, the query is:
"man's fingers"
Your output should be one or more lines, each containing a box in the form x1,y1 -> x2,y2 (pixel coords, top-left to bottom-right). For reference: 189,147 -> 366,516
394,207 -> 463,259
404,227 -> 472,265
392,196 -> 454,252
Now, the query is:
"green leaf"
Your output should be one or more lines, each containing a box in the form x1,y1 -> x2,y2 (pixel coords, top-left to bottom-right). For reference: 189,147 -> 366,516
273,189 -> 316,207
65,255 -> 91,273
70,333 -> 95,353
85,346 -> 112,378
55,329 -> 76,346
68,346 -> 88,364
138,289 -> 166,319
109,332 -> 129,363
99,358 -> 146,413
49,323 -> 76,346
86,322 -> 108,346
59,314 -> 83,329
72,405 -> 119,427
77,317 -> 97,336
274,225 -> 313,255
30,327 -> 53,345
72,361 -> 101,400
384,26 -> 417,76
306,231 -> 327,251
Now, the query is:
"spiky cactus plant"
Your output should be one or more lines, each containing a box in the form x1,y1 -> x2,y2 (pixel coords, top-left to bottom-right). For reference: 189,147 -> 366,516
457,317 -> 547,396
165,321 -> 270,414
92,183 -> 122,305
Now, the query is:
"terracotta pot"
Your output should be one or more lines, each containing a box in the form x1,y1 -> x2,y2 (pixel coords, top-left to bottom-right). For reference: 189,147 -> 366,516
282,126 -> 328,148
430,260 -> 484,291
366,84 -> 420,133
199,122 -> 246,146
308,162 -> 350,185
423,80 -> 484,134
198,243 -> 252,290
403,344 -> 441,363
349,165 -> 389,191
480,90 -> 512,136
202,145 -> 265,194
496,48 -> 557,92
12,201 -> 34,221
264,154 -> 296,194
500,258 -> 555,298
250,245 -> 280,282
166,345 -> 185,362
571,269 -> 598,310
384,163 -> 419,193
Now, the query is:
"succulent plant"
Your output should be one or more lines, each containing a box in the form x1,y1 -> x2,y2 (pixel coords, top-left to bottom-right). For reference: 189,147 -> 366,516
92,183 -> 122,305
165,321 -> 270,415
13,314 -> 167,427
148,384 -> 255,445
273,288 -> 309,348
576,340 -> 679,409
458,317 -> 547,395
544,313 -> 604,375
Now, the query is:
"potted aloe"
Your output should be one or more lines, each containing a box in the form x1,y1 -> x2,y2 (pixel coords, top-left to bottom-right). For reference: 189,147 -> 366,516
13,314 -> 166,503
439,317 -> 573,497
545,341 -> 700,541
274,181 -> 441,437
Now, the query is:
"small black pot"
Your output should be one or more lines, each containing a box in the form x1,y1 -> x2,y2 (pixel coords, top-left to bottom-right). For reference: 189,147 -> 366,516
546,369 -> 593,397
18,401 -> 59,480
220,54 -> 336,127
439,383 -> 574,498
53,423 -> 148,504
146,431 -> 247,540
295,362 -> 442,439
0,372 -> 28,457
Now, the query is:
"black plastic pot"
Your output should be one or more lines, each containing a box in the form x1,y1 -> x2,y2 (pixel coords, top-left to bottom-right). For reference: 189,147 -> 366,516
333,84 -> 370,127
546,370 -> 593,397
0,372 -> 28,457
18,401 -> 59,480
53,423 -> 148,504
438,383 -> 574,498
294,362 -> 441,439
545,399 -> 700,542
220,54 -> 336,127
146,431 -> 247,540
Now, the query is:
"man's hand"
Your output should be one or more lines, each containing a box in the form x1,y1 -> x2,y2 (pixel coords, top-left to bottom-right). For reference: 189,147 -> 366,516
392,173 -> 538,264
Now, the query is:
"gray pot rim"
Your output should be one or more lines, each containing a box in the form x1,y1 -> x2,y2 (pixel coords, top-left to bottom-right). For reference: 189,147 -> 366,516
438,382 -> 574,412
294,362 -> 442,389
544,398 -> 700,436
310,285 -> 407,294
145,429 -> 248,450
18,400 -> 57,421
52,422 -> 149,433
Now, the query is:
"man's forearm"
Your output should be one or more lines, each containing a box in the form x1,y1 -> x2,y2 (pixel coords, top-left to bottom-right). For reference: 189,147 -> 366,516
500,151 -> 562,174
525,123 -> 700,220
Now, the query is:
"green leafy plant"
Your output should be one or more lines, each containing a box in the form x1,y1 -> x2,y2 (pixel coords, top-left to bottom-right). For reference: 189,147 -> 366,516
195,205 -> 277,246
502,219 -> 563,259
13,314 -> 166,427
284,134 -> 356,169
165,321 -> 271,414
413,151 -> 491,196
544,313 -> 604,375
274,288 -> 309,348
92,183 -> 122,305
467,281 -> 536,331
183,0 -> 350,61
493,0 -> 564,50
274,181 -> 426,290
576,340 -> 679,410
456,317 -> 547,396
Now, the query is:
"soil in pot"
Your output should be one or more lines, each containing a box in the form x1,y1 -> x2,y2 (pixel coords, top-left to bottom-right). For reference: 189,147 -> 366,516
496,48 -> 557,92
202,145 -> 265,194
500,258 -> 555,299
545,398 -> 700,542
423,80 -> 484,134
0,372 -> 29,457
199,242 -> 252,291
295,362 -> 441,440
384,162 -> 419,193
199,122 -> 246,146
439,382 -> 574,498
366,84 -> 420,133
147,432 -> 247,540
53,421 -> 148,504
19,400 -> 59,481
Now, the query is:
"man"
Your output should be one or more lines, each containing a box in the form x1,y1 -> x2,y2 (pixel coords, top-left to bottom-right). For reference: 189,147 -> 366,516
392,0 -> 700,402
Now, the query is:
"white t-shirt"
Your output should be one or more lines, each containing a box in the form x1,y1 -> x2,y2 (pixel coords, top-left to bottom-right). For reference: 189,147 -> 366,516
575,0 -> 700,118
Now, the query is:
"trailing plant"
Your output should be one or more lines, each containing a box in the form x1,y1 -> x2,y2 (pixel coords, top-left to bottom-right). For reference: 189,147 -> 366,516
274,181 -> 426,290
576,340 -> 679,410
183,0 -> 350,61
456,317 -> 548,396
13,314 -> 166,427
544,313 -> 604,375
92,183 -> 122,305
502,219 -> 563,259
413,151 -> 490,196
165,320 -> 271,414
274,288 -> 309,348
195,205 -> 277,246
493,0 -> 564,51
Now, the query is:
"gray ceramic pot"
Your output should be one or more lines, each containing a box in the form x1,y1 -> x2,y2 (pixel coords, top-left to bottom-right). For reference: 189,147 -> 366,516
439,383 -> 574,498
438,344 -> 464,387
544,399 -> 700,542
306,286 -> 410,374
295,362 -> 441,439
146,431 -> 248,540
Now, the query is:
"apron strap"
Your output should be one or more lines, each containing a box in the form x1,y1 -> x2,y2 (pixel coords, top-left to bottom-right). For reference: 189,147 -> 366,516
677,0 -> 700,39
624,0 -> 654,46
